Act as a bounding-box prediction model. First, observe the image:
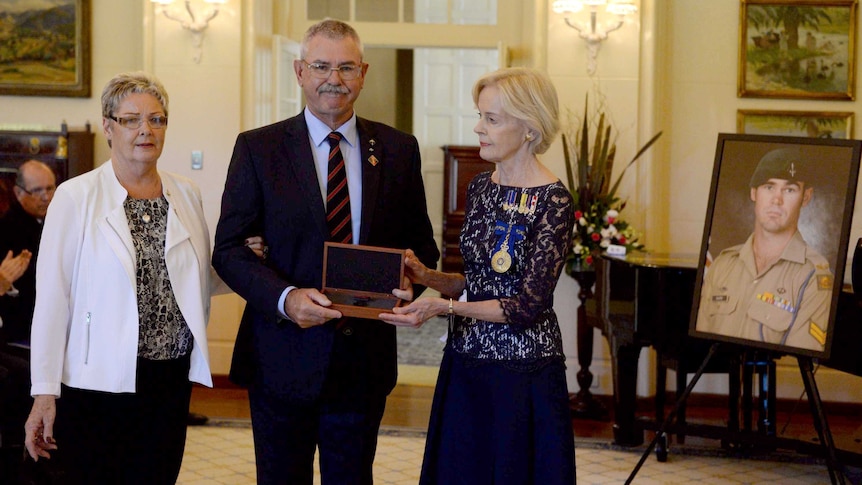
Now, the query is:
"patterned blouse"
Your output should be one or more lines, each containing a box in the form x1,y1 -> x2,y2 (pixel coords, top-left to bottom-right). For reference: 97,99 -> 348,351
450,171 -> 574,368
124,195 -> 193,360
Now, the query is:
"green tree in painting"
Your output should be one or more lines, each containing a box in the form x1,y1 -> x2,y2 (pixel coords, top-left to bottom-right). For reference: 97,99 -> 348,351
746,4 -> 851,94
748,6 -> 832,50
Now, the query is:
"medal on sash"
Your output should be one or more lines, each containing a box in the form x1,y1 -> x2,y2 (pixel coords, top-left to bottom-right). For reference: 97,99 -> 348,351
491,220 -> 526,273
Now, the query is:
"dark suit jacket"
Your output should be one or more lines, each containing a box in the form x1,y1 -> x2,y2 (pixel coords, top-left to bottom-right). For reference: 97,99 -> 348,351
0,202 -> 42,346
213,113 -> 439,405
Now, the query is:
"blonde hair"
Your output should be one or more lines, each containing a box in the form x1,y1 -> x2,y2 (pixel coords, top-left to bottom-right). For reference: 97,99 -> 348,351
472,67 -> 560,154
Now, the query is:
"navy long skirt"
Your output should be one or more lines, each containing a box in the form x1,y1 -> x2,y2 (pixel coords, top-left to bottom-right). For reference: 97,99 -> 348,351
419,348 -> 576,484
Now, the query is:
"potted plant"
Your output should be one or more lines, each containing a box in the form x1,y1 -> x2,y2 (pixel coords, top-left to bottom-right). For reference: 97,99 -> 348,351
562,95 -> 663,275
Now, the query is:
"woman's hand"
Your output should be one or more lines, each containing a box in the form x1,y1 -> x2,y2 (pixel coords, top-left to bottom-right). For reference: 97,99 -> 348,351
24,395 -> 58,461
402,249 -> 431,286
245,236 -> 267,260
379,297 -> 446,328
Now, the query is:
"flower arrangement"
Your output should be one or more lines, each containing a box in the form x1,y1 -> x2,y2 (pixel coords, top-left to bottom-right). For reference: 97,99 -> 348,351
562,95 -> 662,274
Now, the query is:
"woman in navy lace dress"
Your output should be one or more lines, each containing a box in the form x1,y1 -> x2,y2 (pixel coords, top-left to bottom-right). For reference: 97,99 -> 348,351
381,67 -> 575,484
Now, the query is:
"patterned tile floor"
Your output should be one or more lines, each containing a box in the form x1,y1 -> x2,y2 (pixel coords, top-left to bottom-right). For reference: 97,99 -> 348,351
177,420 -> 841,485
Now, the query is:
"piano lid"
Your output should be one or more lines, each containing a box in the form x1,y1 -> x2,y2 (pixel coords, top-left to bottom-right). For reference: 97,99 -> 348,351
603,252 -> 699,270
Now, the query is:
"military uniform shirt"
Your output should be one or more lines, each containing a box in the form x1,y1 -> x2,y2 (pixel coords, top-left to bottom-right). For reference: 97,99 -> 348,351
695,231 -> 832,352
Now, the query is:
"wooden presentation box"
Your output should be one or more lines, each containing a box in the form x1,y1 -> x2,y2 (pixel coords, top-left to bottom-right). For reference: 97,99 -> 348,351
322,242 -> 406,320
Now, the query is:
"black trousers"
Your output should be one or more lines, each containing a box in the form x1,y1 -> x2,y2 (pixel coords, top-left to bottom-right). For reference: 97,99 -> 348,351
0,346 -> 32,484
249,385 -> 387,485
54,355 -> 192,485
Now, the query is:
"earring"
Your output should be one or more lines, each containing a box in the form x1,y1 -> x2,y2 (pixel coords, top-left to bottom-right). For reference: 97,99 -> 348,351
525,133 -> 534,141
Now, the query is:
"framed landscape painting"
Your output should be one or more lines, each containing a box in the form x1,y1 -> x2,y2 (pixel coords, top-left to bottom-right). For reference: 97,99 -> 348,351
737,109 -> 855,138
0,0 -> 91,97
738,0 -> 857,100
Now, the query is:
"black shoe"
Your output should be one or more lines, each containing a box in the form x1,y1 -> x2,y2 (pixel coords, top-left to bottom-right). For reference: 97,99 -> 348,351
187,412 -> 209,426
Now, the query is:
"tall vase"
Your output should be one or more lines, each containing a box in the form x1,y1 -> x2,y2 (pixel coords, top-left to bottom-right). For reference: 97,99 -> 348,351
569,261 -> 609,420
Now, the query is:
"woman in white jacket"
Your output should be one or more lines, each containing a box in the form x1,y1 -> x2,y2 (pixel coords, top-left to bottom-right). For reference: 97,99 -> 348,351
24,72 -> 233,484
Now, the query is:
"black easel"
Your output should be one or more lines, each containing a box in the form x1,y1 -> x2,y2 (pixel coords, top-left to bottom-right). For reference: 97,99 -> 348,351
624,343 -> 847,485
798,356 -> 845,485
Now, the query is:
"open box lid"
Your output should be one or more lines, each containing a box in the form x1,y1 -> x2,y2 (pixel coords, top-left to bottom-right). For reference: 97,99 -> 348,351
322,242 -> 406,319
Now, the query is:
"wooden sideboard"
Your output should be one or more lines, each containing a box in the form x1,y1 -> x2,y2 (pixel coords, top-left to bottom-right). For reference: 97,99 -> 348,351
441,145 -> 493,273
0,122 -> 94,198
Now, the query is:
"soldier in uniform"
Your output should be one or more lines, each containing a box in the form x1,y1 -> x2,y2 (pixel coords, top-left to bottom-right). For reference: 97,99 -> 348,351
696,147 -> 833,352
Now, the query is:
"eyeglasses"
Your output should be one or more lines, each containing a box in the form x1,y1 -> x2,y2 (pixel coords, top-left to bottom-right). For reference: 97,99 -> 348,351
302,61 -> 364,80
16,184 -> 56,197
108,115 -> 168,129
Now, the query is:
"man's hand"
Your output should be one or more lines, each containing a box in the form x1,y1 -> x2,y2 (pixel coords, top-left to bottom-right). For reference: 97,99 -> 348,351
24,395 -> 58,461
0,249 -> 32,296
391,274 -> 414,302
284,288 -> 343,328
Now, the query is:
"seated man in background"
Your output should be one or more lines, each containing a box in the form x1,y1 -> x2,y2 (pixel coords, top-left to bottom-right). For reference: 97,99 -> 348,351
0,160 -> 54,482
0,160 -> 55,349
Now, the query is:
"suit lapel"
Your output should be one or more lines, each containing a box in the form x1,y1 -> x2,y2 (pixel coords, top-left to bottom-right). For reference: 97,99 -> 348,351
282,115 -> 328,237
357,118 -> 381,245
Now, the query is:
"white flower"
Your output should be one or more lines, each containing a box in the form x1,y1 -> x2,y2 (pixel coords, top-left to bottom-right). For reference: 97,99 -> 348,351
579,217 -> 587,226
606,209 -> 619,219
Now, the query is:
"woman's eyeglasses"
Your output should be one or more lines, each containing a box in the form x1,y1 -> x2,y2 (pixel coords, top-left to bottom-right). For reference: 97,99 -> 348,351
108,115 -> 168,129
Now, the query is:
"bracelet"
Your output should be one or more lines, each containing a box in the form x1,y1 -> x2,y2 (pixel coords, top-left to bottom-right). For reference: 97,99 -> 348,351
448,297 -> 454,315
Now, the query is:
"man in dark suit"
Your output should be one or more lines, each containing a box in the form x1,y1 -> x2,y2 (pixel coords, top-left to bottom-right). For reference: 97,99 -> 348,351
0,160 -> 54,482
0,160 -> 55,348
213,19 -> 439,485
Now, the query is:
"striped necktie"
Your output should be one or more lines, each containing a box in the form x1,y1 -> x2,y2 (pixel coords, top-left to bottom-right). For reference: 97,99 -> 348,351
326,131 -> 352,243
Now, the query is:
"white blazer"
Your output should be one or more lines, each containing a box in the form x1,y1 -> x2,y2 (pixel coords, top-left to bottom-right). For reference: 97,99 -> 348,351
30,161 -> 214,396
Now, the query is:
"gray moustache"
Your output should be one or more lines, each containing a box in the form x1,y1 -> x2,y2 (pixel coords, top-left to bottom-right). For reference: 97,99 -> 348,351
318,84 -> 349,95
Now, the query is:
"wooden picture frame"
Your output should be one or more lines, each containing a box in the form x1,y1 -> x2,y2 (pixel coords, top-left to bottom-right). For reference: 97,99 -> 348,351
691,133 -> 862,359
0,0 -> 91,97
737,109 -> 855,138
738,0 -> 857,100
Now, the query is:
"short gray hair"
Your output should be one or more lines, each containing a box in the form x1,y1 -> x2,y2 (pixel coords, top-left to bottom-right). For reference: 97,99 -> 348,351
101,71 -> 169,119
300,19 -> 364,60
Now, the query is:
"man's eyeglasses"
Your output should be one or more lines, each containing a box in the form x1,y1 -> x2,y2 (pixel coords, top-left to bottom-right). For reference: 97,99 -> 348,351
108,115 -> 168,130
302,61 -> 364,80
17,184 -> 56,197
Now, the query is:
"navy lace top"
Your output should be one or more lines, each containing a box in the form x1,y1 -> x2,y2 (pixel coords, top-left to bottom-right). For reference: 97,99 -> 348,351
450,171 -> 574,368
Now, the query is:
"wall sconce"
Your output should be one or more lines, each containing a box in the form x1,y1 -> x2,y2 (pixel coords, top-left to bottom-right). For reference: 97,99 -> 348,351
552,0 -> 638,75
151,0 -> 227,63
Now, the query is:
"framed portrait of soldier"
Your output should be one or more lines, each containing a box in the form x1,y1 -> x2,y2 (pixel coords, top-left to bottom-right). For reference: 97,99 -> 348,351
690,133 -> 862,358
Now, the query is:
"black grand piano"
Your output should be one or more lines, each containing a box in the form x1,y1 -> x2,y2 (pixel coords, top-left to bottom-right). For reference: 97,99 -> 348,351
585,251 -> 862,462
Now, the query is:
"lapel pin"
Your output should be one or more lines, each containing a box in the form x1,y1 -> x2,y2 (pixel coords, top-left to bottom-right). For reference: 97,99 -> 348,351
368,155 -> 380,166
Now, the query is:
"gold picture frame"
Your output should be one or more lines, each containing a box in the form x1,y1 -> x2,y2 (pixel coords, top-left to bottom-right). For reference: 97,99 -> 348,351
0,0 -> 91,97
737,109 -> 855,138
738,0 -> 857,100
